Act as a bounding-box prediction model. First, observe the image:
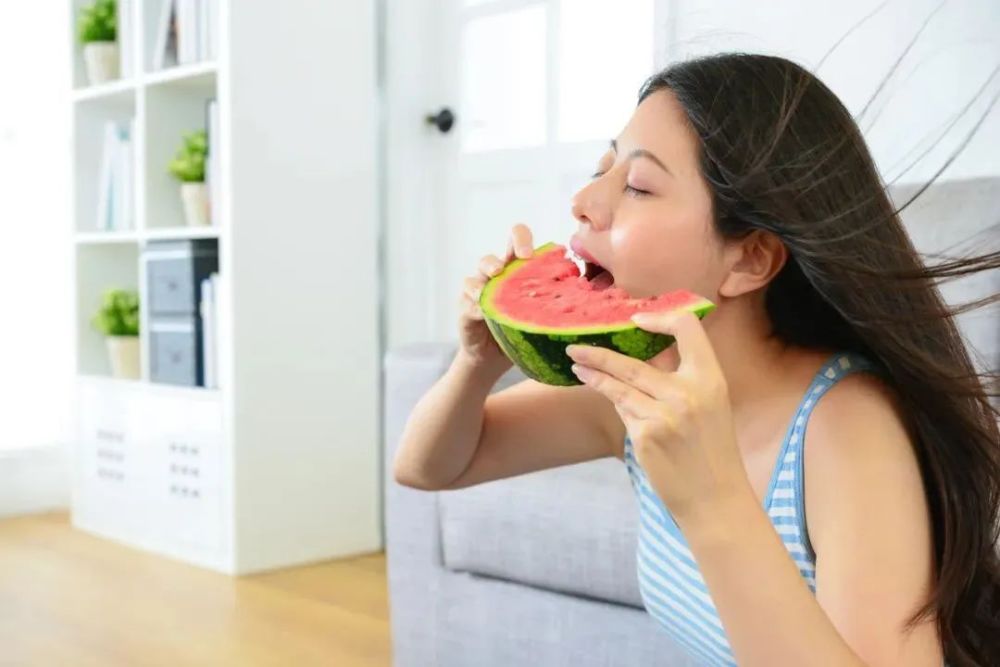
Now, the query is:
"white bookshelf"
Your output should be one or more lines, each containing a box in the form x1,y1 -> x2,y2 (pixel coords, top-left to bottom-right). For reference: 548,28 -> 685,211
70,0 -> 381,574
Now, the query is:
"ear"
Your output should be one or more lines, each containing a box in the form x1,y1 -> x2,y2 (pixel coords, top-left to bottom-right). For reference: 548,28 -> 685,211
719,231 -> 787,298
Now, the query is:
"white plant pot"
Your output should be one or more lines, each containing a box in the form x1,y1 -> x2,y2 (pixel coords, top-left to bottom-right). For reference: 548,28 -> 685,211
180,182 -> 211,227
106,336 -> 140,380
83,42 -> 119,85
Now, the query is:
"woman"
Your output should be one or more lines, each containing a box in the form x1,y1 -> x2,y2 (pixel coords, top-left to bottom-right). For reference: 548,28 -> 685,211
393,53 -> 1000,666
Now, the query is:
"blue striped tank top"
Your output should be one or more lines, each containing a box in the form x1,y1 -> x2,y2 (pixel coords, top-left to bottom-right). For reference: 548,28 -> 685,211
622,352 -> 874,666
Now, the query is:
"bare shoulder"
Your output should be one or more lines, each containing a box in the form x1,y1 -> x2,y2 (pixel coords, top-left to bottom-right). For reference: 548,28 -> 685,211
803,370 -> 929,553
806,371 -> 914,466
802,370 -> 941,662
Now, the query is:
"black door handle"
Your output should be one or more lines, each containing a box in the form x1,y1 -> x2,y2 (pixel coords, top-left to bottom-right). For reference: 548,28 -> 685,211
425,107 -> 455,134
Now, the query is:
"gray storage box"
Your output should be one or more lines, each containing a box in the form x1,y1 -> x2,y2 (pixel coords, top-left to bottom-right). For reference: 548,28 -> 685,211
150,317 -> 202,387
144,240 -> 218,316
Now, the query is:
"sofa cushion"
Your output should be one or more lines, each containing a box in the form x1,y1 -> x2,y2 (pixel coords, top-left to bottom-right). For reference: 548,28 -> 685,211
438,457 -> 644,609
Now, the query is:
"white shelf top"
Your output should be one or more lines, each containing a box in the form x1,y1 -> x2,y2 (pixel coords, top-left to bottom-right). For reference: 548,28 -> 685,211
75,227 -> 221,245
144,61 -> 218,89
72,78 -> 137,103
71,63 -> 217,103
144,226 -> 222,241
75,230 -> 141,244
77,373 -> 222,400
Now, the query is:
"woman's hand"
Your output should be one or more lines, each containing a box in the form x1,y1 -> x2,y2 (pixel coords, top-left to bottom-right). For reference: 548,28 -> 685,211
565,310 -> 750,524
458,224 -> 534,374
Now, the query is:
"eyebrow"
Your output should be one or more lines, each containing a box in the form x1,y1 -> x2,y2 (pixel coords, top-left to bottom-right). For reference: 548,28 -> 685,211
610,139 -> 671,176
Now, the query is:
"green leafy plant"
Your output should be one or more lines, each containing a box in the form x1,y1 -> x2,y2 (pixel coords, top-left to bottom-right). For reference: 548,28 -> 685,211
92,289 -> 139,337
168,130 -> 208,183
78,0 -> 117,44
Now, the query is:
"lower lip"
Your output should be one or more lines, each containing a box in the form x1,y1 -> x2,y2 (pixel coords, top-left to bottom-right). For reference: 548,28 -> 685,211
569,238 -> 598,265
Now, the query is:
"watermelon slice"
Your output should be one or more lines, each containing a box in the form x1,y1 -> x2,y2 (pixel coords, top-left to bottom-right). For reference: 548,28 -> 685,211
479,242 -> 715,386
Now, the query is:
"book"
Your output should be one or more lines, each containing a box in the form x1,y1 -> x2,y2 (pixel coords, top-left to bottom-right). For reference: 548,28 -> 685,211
206,0 -> 218,60
112,123 -> 125,230
199,0 -> 210,62
153,0 -> 178,70
117,0 -> 133,77
95,122 -> 115,230
177,0 -> 201,65
199,272 -> 219,388
119,121 -> 134,230
95,121 -> 134,232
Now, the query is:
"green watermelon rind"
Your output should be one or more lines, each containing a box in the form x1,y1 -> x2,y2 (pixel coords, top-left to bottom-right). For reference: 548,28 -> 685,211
479,243 -> 716,386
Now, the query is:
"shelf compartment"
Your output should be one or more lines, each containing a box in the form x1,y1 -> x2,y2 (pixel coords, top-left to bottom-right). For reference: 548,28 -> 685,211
143,72 -> 217,231
76,243 -> 140,377
73,92 -> 137,234
144,62 -> 217,90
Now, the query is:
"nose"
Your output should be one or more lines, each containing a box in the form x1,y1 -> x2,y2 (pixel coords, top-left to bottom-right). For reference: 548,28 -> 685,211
571,179 -> 612,231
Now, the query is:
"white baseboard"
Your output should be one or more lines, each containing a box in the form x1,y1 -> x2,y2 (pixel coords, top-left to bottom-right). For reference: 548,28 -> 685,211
0,445 -> 70,518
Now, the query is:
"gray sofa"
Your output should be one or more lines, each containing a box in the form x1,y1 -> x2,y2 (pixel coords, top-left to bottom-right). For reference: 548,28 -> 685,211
383,179 -> 997,667
384,344 -> 696,667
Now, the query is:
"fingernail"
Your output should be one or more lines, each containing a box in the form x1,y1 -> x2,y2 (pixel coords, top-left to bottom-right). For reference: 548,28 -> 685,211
571,364 -> 592,381
631,313 -> 651,325
565,345 -> 583,359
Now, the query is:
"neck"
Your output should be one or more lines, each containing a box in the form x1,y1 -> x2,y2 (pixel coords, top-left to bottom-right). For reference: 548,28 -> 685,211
704,296 -> 794,416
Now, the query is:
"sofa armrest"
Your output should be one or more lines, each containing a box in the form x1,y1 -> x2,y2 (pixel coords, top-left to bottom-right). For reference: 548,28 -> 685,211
384,342 -> 457,571
383,343 -> 457,664
384,342 -> 528,665
383,343 -> 458,473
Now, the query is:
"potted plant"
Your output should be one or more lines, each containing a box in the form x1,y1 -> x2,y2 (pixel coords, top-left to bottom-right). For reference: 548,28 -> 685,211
92,288 -> 140,380
78,0 -> 119,85
168,130 -> 210,227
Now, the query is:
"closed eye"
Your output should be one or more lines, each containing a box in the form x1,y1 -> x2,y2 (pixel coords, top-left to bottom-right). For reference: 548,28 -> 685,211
590,171 -> 651,197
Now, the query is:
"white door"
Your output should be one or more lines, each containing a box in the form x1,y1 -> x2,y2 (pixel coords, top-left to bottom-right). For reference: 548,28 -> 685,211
385,0 -> 661,348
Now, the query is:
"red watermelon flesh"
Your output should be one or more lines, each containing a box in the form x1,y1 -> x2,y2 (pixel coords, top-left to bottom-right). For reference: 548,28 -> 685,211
490,243 -> 702,329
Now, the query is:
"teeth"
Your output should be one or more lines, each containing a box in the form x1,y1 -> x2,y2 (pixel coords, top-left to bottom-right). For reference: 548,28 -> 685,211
566,248 -> 587,276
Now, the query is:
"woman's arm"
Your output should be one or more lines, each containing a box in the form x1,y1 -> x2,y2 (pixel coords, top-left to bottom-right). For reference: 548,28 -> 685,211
565,312 -> 941,667
393,351 -> 623,491
681,374 -> 940,667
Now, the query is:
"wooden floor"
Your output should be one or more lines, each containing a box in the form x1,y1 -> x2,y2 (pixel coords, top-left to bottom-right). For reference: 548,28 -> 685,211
0,513 -> 391,666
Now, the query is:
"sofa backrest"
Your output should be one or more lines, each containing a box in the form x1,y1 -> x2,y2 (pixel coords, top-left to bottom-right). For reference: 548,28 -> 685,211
889,177 -> 999,373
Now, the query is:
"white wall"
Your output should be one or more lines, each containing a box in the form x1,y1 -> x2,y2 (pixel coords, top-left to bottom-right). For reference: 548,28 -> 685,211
227,1 -> 382,568
0,0 -> 72,514
661,0 -> 1000,183
385,0 -> 1000,349
0,2 -> 74,452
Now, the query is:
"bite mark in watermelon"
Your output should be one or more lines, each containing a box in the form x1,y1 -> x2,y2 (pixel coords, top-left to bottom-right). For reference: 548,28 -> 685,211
479,242 -> 715,386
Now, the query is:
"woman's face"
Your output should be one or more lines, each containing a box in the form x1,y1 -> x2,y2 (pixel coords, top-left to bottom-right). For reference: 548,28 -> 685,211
570,89 -> 728,301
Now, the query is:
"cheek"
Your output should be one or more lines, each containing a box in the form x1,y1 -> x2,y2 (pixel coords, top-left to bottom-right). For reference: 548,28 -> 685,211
611,210 -> 722,297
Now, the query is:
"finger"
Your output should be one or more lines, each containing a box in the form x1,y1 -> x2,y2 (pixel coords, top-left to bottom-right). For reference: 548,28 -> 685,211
464,276 -> 485,299
571,364 -> 661,419
632,310 -> 718,373
478,255 -> 505,278
511,224 -> 534,259
648,344 -> 680,373
460,294 -> 485,320
565,344 -> 671,400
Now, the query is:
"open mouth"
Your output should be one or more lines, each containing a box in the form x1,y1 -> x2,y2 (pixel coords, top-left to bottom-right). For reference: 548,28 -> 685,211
566,245 -> 615,290
586,261 -> 615,290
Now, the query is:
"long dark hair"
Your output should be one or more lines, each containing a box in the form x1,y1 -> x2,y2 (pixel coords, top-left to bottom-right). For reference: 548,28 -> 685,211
639,53 -> 1000,666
